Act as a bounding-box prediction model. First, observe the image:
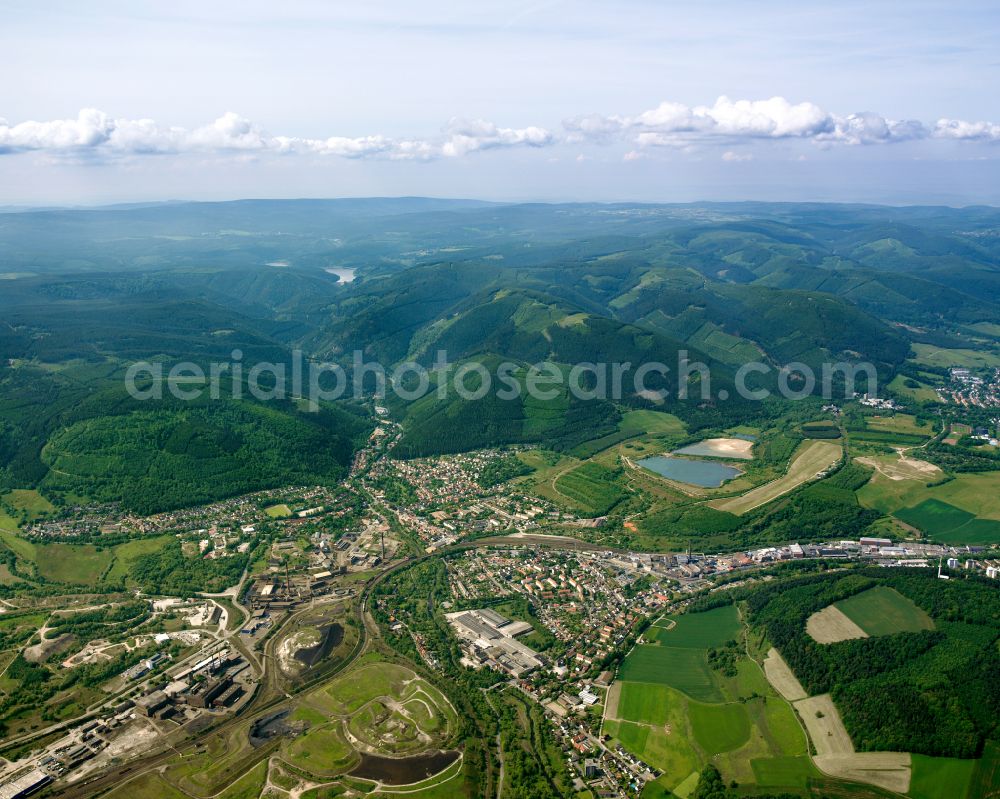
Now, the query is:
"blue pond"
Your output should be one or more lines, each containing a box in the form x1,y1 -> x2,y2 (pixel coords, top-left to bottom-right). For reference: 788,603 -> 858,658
637,455 -> 743,488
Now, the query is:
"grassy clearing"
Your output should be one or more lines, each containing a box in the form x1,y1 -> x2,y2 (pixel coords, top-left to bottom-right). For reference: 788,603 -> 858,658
887,374 -> 941,404
707,439 -> 841,515
865,414 -> 932,437
834,587 -> 934,637
1,490 -> 55,520
910,343 -> 1000,369
35,542 -> 113,584
284,722 -> 358,776
264,503 -> 293,518
105,535 -> 175,583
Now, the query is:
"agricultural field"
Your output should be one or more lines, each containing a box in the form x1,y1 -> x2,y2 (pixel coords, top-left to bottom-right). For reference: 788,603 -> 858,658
648,605 -> 742,649
908,754 -> 977,799
608,606 -> 818,795
806,605 -> 869,644
707,439 -> 842,515
618,645 -> 722,703
858,469 -> 1000,544
807,587 -> 933,644
835,587 -> 934,637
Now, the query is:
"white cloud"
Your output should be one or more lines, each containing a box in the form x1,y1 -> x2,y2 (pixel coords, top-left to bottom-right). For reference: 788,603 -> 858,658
564,96 -> 1000,151
933,118 -> 1000,141
0,109 -> 554,161
721,150 -> 753,162
0,100 -> 997,164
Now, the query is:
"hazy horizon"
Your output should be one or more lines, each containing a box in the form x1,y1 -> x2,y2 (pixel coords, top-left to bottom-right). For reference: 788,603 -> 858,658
3,1 -> 999,206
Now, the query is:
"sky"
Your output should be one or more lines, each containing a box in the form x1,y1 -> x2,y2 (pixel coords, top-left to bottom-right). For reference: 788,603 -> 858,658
2,0 -> 1000,206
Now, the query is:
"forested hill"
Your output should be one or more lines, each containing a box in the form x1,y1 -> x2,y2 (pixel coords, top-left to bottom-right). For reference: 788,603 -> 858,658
2,198 -> 999,488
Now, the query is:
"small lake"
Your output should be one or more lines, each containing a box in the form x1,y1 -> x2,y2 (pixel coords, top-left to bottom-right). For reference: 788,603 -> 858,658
351,751 -> 459,785
637,456 -> 743,487
325,267 -> 357,283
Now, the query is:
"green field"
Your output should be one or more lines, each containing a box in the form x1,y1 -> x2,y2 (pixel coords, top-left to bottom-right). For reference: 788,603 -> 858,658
749,755 -> 814,791
895,499 -> 1000,544
618,645 -> 723,703
34,542 -> 113,584
689,701 -> 750,755
604,685 -> 701,793
896,499 -> 974,534
908,754 -> 977,799
968,741 -> 1000,799
650,605 -> 741,649
264,503 -> 293,518
617,681 -> 673,725
835,586 -> 934,637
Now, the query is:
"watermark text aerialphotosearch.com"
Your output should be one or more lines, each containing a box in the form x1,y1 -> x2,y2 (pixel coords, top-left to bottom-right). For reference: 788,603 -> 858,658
125,349 -> 879,410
